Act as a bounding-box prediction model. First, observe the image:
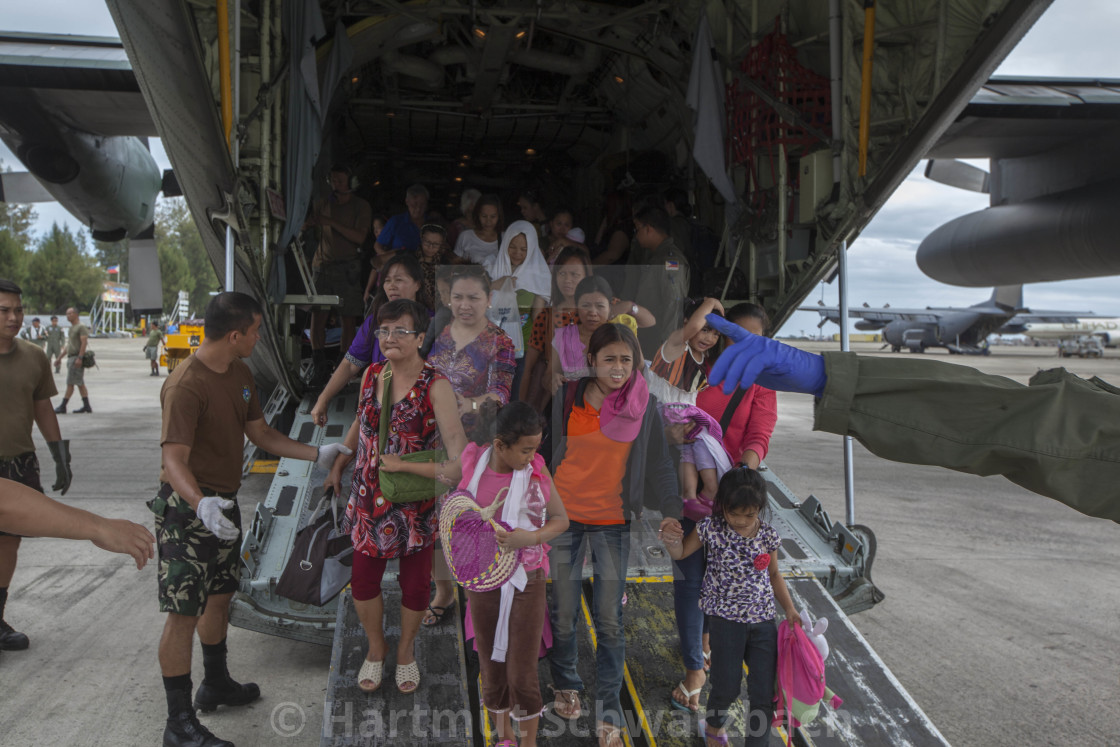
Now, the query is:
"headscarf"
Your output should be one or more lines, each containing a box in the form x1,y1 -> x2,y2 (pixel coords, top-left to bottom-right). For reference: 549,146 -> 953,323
485,220 -> 552,302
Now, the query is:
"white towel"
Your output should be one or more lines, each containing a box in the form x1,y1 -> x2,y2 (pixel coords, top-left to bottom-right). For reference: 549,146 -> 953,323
466,446 -> 530,662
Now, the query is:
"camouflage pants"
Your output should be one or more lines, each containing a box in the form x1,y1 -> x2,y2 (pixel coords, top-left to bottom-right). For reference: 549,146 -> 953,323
0,452 -> 42,538
149,483 -> 242,616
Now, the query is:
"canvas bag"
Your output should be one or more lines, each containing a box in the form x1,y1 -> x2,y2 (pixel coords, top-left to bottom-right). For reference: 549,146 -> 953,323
275,488 -> 354,606
487,284 -> 525,357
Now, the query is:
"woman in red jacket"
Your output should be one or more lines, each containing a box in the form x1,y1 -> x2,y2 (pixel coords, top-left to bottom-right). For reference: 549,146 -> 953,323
668,302 -> 777,713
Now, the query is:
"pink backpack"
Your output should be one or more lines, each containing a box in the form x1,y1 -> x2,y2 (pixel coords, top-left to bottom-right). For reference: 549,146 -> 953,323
773,617 -> 843,730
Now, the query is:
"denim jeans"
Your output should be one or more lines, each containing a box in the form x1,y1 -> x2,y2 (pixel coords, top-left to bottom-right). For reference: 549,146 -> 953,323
547,521 -> 630,728
672,517 -> 709,671
706,615 -> 778,746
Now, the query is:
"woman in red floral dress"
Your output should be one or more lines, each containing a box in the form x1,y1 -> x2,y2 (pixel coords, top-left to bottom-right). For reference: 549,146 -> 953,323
326,299 -> 467,695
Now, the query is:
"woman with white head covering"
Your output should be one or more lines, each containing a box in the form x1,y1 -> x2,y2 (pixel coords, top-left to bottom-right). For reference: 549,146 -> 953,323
486,220 -> 553,393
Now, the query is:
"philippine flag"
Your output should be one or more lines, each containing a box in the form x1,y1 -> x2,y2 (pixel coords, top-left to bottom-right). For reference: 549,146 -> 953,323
107,265 -> 120,274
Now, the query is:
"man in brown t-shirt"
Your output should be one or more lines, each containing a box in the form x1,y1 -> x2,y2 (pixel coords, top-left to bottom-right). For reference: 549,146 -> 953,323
0,278 -> 72,654
308,164 -> 372,381
155,291 -> 350,747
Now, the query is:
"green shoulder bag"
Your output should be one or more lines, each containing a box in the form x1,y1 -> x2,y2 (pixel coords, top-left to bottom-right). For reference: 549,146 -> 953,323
377,363 -> 447,504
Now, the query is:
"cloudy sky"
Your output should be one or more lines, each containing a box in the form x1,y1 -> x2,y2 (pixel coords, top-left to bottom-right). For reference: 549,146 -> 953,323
2,0 -> 1118,332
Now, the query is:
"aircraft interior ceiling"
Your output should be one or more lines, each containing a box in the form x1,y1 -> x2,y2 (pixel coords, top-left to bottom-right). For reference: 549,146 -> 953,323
101,0 -> 1051,391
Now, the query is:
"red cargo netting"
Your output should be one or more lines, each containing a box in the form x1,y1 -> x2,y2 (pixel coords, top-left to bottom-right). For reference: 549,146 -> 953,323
728,20 -> 831,166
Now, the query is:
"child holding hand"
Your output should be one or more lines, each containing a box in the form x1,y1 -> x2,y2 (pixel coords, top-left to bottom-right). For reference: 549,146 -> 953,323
661,468 -> 801,747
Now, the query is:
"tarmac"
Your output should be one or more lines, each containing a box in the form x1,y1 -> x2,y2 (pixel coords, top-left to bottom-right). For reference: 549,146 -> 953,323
1,337 -> 1118,746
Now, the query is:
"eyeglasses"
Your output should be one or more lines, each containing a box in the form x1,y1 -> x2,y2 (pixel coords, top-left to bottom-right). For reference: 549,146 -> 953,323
373,328 -> 421,339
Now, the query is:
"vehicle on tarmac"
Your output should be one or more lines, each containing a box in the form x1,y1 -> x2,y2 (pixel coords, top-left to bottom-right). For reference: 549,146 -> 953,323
159,320 -> 204,372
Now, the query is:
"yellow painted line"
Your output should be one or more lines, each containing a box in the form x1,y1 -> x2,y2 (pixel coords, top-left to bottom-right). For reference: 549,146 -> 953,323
579,594 -> 643,747
624,574 -> 675,583
480,674 -> 493,746
248,459 -> 279,474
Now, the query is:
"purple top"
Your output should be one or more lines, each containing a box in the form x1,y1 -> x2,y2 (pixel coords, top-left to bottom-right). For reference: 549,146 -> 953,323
346,308 -> 434,369
426,322 -> 516,434
697,516 -> 781,624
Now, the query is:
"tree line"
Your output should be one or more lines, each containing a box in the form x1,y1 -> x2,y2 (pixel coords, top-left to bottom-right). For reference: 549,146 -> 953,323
0,195 -> 218,317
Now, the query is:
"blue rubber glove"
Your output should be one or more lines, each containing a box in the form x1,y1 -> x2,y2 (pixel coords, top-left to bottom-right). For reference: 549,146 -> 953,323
706,314 -> 828,396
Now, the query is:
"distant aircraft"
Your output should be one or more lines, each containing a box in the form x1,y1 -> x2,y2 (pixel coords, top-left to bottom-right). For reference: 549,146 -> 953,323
1022,318 -> 1120,347
919,77 -> 1120,287
801,286 -> 1099,354
0,31 -> 173,313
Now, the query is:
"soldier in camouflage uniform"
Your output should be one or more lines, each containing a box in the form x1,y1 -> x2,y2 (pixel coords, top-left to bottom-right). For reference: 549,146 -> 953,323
154,291 -> 348,747
44,316 -> 65,373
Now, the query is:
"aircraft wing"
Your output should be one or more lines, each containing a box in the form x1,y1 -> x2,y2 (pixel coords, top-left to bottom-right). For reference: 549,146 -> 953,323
799,306 -> 942,324
928,77 -> 1120,162
1010,311 -> 1100,323
0,31 -> 155,137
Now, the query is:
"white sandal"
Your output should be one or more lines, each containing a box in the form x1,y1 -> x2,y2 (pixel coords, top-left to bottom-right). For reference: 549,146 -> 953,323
396,659 -> 421,693
358,657 -> 383,692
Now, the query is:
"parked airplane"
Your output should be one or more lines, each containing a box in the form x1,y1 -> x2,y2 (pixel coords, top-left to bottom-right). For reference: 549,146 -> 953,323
1023,318 -> 1120,346
802,286 -> 1099,354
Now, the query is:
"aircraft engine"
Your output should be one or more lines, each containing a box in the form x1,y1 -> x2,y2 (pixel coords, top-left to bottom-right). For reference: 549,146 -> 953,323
916,179 -> 1120,287
855,320 -> 886,331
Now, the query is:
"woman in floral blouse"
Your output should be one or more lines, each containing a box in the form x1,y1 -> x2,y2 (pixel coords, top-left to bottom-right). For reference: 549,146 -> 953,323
325,299 -> 467,695
423,266 -> 517,626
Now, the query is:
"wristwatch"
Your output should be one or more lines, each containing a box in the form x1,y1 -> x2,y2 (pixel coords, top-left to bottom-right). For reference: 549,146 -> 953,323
472,399 -> 479,411
630,303 -> 638,316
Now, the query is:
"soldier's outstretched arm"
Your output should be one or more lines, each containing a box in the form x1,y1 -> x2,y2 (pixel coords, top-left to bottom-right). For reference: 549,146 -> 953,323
0,478 -> 155,568
706,314 -> 1120,523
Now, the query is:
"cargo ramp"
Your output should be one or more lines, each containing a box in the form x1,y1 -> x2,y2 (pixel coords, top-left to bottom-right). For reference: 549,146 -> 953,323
235,390 -> 948,746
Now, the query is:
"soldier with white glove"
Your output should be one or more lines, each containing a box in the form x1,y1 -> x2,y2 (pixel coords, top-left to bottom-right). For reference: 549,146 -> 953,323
154,292 -> 349,747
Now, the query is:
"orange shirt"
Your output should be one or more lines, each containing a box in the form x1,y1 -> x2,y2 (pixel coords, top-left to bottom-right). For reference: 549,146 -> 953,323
552,402 -> 632,525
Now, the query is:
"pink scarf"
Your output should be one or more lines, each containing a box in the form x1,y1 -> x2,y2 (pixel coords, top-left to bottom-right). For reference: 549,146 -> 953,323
598,370 -> 649,443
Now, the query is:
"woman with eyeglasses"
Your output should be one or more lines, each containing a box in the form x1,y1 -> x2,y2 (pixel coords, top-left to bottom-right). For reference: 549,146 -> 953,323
311,253 -> 432,427
423,267 -> 516,627
325,298 -> 468,696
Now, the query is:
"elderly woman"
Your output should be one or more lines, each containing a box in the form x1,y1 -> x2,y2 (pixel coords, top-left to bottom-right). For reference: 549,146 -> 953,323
326,299 -> 467,695
423,267 -> 517,626
311,253 -> 432,427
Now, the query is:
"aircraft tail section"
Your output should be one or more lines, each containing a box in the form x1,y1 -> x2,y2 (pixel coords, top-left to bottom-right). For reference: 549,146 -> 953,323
990,285 -> 1023,312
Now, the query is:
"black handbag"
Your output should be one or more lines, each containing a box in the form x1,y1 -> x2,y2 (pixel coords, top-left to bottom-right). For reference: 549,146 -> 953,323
275,488 -> 354,606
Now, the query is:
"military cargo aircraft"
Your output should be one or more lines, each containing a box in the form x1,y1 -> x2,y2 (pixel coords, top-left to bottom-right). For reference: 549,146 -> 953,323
802,285 -> 1102,353
0,1 -> 1070,743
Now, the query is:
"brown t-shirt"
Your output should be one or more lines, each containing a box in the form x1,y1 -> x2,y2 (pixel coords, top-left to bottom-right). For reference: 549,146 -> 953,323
0,340 -> 58,457
159,355 -> 263,494
66,323 -> 89,356
312,195 -> 372,267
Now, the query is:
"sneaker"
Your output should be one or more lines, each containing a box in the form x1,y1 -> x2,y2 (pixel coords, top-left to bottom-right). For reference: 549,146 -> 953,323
0,619 -> 29,650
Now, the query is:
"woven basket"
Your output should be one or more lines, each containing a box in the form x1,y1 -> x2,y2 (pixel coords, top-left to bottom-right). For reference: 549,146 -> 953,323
439,488 -> 523,592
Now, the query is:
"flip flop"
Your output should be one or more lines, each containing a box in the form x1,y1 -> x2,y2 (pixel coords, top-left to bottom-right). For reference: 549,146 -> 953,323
357,657 -> 383,692
702,649 -> 711,672
670,680 -> 702,713
550,689 -> 581,720
422,600 -> 456,626
596,722 -> 624,747
704,728 -> 730,747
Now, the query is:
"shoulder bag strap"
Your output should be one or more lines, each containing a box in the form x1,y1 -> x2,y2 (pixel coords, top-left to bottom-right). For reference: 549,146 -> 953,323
719,386 -> 748,436
378,362 -> 393,456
